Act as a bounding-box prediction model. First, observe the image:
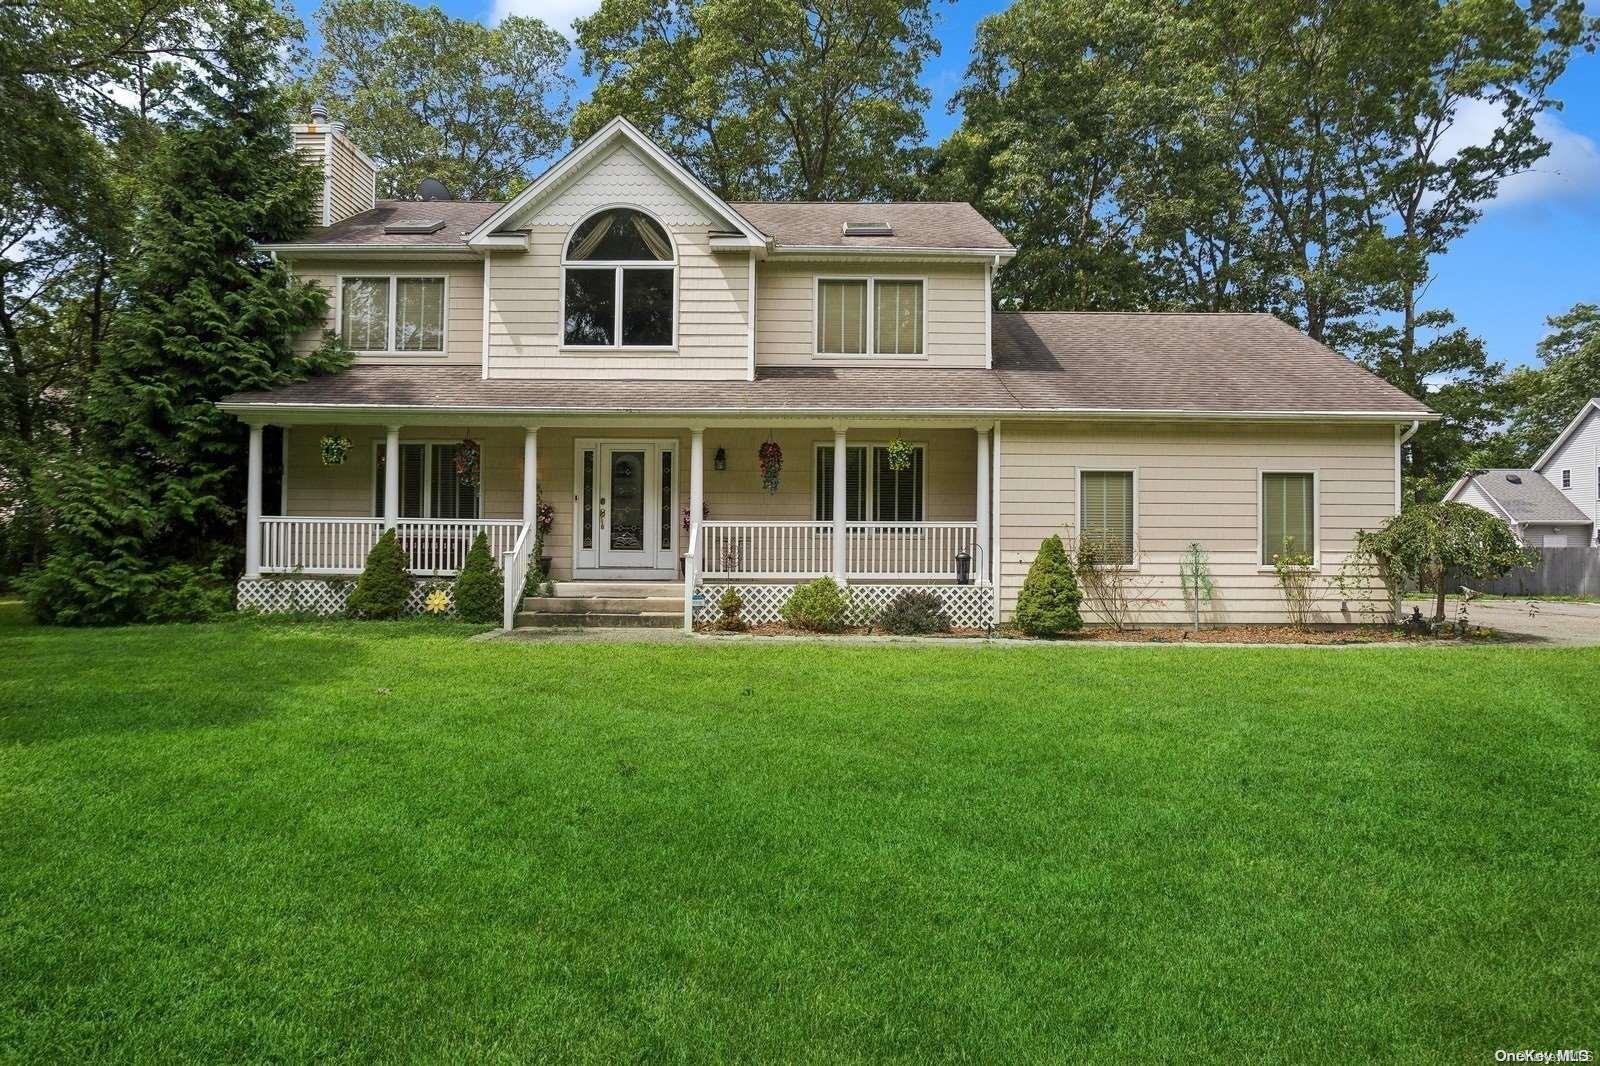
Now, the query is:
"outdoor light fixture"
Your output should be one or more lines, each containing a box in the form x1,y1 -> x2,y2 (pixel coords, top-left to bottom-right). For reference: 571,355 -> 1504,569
713,447 -> 727,471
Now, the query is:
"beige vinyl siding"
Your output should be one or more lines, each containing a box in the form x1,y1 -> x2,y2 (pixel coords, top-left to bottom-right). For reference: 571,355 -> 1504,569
292,131 -> 327,225
997,420 -> 1398,625
283,424 -> 981,580
488,227 -> 749,380
288,258 -> 484,366
326,133 -> 376,224
757,259 -> 988,368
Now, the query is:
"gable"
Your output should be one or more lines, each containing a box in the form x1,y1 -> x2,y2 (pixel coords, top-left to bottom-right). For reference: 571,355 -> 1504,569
1536,400 -> 1600,472
508,143 -> 711,230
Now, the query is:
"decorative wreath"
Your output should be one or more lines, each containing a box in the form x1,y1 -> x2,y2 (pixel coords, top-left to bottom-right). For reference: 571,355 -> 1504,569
455,438 -> 481,488
319,433 -> 352,466
757,439 -> 783,494
885,437 -> 915,473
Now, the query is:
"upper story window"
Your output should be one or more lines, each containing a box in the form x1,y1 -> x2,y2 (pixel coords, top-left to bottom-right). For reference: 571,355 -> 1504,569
562,208 -> 676,348
340,275 -> 445,353
816,277 -> 924,357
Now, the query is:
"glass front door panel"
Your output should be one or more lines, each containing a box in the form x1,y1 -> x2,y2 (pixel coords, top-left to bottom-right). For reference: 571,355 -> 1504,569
608,450 -> 646,552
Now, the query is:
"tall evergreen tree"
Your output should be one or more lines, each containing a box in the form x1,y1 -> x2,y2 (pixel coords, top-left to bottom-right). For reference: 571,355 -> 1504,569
24,0 -> 347,624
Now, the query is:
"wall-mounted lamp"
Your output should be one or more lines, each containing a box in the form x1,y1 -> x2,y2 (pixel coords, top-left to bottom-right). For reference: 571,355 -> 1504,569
713,447 -> 727,471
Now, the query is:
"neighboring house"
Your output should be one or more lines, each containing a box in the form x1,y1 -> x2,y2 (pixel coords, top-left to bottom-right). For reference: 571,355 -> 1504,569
1445,469 -> 1593,547
221,112 -> 1435,628
1445,399 -> 1600,548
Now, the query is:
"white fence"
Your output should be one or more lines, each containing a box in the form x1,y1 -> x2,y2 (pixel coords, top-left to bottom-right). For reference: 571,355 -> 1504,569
259,517 -> 524,576
697,520 -> 979,581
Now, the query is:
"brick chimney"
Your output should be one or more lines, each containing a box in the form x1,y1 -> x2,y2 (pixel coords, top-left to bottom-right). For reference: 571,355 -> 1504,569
291,103 -> 378,226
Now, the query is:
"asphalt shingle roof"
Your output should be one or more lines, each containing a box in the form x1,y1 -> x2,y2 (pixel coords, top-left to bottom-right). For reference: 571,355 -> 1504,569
224,312 -> 1431,418
1465,469 -> 1592,524
729,202 -> 1012,251
291,201 -> 505,247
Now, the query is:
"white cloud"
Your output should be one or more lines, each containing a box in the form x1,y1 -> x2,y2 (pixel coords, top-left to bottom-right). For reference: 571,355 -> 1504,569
489,0 -> 600,36
1433,97 -> 1600,209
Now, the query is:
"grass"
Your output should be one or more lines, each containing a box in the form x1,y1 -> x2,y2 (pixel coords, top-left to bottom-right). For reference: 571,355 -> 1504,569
3,618 -> 1597,1061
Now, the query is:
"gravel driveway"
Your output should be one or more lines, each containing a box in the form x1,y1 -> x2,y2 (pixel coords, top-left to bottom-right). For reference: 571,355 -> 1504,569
1404,596 -> 1600,647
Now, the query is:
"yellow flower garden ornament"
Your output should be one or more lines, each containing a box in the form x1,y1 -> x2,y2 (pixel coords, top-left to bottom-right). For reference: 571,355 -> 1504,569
423,589 -> 450,615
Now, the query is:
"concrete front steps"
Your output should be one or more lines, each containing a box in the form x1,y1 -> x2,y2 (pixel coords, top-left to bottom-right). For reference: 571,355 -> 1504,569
514,581 -> 683,629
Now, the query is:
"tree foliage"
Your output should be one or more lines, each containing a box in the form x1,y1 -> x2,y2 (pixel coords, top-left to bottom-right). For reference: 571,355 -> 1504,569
1358,502 -> 1535,622
23,0 -> 347,624
574,0 -> 942,200
1490,304 -> 1600,467
294,0 -> 572,200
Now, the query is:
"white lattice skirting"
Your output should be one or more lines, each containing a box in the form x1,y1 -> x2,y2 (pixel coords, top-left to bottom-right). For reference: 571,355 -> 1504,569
236,576 -> 455,617
694,583 -> 996,629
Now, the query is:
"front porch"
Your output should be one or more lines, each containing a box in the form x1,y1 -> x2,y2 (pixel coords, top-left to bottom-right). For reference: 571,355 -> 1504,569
238,421 -> 999,628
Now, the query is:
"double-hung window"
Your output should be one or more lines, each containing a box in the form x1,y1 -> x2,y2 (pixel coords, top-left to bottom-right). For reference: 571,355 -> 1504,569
815,444 -> 925,522
340,276 -> 445,353
1261,471 -> 1316,565
374,443 -> 480,519
1080,471 -> 1135,565
562,208 -> 675,348
816,278 -> 924,357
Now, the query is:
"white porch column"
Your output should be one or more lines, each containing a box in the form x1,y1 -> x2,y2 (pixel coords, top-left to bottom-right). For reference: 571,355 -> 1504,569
832,425 -> 848,583
522,427 -> 539,529
975,427 -> 990,585
689,426 -> 705,545
245,424 -> 264,578
383,425 -> 401,531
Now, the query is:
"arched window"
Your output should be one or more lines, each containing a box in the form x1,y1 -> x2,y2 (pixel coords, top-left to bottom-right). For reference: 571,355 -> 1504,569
562,208 -> 676,348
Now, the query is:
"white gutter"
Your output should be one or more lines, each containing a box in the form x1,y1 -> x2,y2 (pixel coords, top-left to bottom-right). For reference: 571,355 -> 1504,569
218,400 -> 1439,423
1396,418 -> 1420,511
770,245 -> 1016,261
261,243 -> 481,257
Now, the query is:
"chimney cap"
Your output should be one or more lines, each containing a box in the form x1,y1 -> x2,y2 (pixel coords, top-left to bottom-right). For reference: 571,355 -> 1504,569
310,101 -> 328,123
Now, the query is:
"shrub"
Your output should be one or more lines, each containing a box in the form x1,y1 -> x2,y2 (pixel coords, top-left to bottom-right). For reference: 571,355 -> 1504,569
715,586 -> 746,631
453,532 -> 502,623
347,529 -> 412,619
1013,535 -> 1083,636
780,577 -> 850,632
876,589 -> 950,635
1358,502 -> 1536,622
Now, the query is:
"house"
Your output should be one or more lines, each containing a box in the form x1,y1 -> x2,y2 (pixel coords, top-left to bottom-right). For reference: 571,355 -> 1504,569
1445,400 -> 1600,548
220,110 -> 1435,629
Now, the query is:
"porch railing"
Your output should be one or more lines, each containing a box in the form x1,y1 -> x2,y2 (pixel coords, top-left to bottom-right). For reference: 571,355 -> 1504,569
259,517 -> 524,576
696,520 -> 980,581
502,522 -> 536,630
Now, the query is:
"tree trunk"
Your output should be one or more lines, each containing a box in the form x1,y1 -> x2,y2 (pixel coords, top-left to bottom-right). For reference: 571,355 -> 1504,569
1433,571 -> 1447,623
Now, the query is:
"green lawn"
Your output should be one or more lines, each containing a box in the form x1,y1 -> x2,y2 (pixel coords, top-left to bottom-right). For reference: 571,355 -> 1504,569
2,619 -> 1597,1061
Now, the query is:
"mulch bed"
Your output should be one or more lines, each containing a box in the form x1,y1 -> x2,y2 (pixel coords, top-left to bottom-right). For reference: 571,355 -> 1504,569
702,622 -> 1439,644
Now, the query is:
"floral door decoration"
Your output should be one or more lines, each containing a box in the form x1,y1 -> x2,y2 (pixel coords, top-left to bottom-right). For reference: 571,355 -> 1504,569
758,439 -> 783,494
455,438 -> 481,488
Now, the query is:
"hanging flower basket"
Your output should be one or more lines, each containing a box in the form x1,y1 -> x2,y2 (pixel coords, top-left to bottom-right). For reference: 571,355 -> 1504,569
885,437 -> 915,473
319,433 -> 352,466
537,500 -> 555,534
455,438 -> 481,488
757,439 -> 783,494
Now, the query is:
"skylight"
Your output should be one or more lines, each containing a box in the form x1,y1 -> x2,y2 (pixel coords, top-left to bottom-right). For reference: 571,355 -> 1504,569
382,219 -> 446,235
842,220 -> 894,237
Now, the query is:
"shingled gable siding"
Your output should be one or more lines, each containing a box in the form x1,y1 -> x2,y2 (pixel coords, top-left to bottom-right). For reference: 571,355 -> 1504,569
488,142 -> 751,381
756,259 -> 989,369
997,420 -> 1399,625
289,258 -> 484,367
281,425 -> 979,581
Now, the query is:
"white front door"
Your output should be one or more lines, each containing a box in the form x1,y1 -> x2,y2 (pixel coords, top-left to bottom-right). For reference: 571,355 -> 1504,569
573,439 -> 679,576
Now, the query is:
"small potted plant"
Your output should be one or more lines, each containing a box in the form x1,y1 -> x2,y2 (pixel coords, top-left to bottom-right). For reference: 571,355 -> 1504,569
319,433 -> 352,466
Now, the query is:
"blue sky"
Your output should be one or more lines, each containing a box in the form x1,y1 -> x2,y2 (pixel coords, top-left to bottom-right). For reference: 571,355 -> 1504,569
297,0 -> 1600,370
